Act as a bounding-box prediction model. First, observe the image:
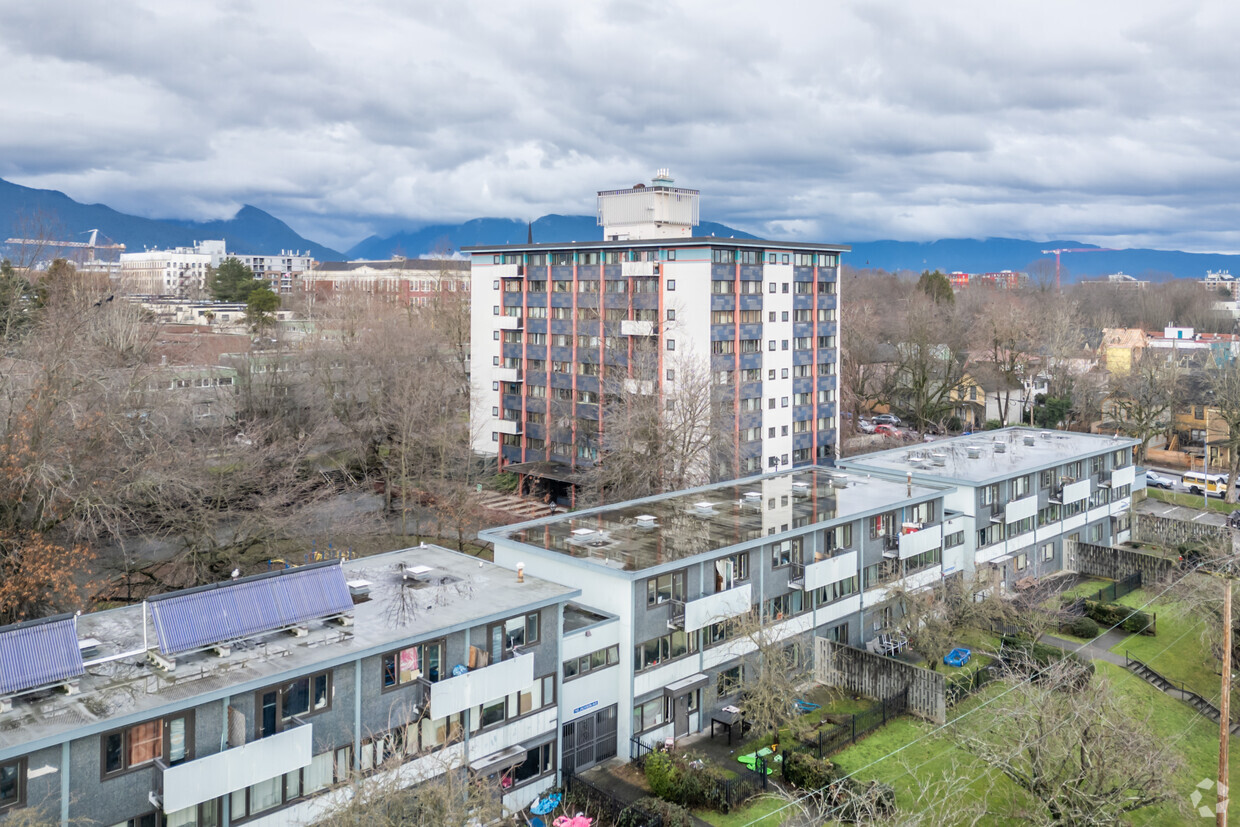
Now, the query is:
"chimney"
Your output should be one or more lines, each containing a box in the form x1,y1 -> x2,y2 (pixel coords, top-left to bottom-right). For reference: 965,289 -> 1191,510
907,470 -> 912,497
516,562 -> 525,584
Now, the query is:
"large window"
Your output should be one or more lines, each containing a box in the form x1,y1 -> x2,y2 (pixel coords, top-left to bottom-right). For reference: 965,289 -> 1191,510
816,575 -> 857,605
633,697 -> 666,732
383,640 -> 445,689
257,671 -> 331,738
490,613 -> 541,661
714,553 -> 749,590
647,571 -> 685,606
564,645 -> 620,681
770,538 -> 802,568
717,666 -> 743,698
0,759 -> 23,811
826,524 -> 853,551
500,743 -> 555,790
103,713 -> 193,776
634,631 -> 697,671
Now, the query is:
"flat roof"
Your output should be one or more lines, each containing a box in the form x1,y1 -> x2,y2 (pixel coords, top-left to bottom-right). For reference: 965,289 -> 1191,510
0,546 -> 577,760
486,467 -> 944,574
840,427 -> 1140,485
463,236 -> 850,254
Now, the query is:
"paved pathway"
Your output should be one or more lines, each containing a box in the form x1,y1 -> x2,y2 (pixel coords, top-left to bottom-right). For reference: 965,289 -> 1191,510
1039,632 -> 1127,667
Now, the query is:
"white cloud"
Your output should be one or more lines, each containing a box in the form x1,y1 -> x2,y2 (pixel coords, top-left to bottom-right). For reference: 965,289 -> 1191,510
2,0 -> 1240,252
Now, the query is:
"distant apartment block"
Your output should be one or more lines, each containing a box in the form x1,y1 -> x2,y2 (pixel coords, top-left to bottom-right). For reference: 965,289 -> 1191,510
948,270 -> 1029,290
120,241 -> 315,296
303,258 -> 471,305
468,173 -> 848,500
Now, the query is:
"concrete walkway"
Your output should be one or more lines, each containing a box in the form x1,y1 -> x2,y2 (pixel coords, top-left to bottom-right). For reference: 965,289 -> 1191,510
1039,630 -> 1128,666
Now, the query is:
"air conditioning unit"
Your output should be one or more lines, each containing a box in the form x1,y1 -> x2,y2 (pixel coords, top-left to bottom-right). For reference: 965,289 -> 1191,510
994,443 -> 1006,453
966,447 -> 981,459
1023,436 -> 1035,446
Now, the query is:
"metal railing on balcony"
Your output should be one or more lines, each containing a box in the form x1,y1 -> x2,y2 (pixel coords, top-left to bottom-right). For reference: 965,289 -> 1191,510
667,599 -> 686,630
788,559 -> 806,587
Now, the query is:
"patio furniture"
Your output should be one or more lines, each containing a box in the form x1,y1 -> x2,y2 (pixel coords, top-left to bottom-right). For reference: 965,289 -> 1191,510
711,709 -> 751,746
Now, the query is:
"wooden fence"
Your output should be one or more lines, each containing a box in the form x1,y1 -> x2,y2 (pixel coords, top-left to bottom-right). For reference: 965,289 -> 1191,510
814,638 -> 945,724
1064,539 -> 1174,583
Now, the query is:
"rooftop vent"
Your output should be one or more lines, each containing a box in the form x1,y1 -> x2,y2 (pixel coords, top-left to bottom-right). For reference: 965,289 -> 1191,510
571,528 -> 595,537
831,477 -> 848,489
1023,435 -> 1035,446
635,514 -> 657,528
693,502 -> 716,515
1040,431 -> 1051,439
930,452 -> 947,466
743,491 -> 762,500
792,482 -> 810,498
966,447 -> 981,459
994,443 -> 1006,454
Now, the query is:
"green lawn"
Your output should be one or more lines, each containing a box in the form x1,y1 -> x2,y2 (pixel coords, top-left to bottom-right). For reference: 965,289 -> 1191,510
1108,589 -> 1222,701
709,664 -> 1240,826
1146,487 -> 1238,515
1057,576 -> 1113,601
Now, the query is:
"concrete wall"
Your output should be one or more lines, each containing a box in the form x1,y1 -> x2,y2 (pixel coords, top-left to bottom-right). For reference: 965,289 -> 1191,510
1133,512 -> 1231,551
1064,539 -> 1176,583
814,638 -> 945,725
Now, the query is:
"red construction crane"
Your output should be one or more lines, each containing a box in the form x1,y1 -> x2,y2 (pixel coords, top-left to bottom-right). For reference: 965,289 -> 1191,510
1040,247 -> 1115,291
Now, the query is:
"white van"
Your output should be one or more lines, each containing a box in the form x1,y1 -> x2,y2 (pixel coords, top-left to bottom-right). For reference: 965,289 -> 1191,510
1181,471 -> 1229,497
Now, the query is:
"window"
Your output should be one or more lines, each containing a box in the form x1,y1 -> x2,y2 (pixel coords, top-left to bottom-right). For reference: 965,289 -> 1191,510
1013,475 -> 1031,498
977,522 -> 1004,548
1040,542 -> 1054,562
715,553 -> 749,590
667,339 -> 675,351
0,759 -> 24,810
944,530 -> 965,548
257,671 -> 331,738
1040,469 -> 1054,489
816,575 -> 857,605
711,280 -> 733,294
103,713 -> 193,776
771,537 -> 802,568
502,743 -> 555,789
1014,553 -> 1028,572
634,630 -> 698,671
634,697 -> 666,732
489,613 -> 541,661
564,645 -> 620,680
647,571 -> 686,605
1089,522 -> 1104,542
383,640 -> 445,688
718,666 -> 742,698
826,523 -> 853,551
980,484 -> 1000,506
766,590 -> 804,619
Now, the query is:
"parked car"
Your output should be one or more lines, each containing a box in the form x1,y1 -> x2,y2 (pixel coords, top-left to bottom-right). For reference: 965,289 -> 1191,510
873,414 -> 902,426
857,419 -> 876,434
875,424 -> 900,438
1144,470 -> 1175,490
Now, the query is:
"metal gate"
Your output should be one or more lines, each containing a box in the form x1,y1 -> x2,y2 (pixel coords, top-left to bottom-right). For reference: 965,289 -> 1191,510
562,704 -> 617,774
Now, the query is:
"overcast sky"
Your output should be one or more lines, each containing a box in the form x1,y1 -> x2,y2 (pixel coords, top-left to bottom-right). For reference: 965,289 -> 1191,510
2,0 -> 1238,252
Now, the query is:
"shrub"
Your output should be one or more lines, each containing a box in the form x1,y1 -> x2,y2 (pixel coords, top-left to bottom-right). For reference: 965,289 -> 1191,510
643,751 -> 736,811
1083,599 -> 1154,636
1068,616 -> 1100,638
618,797 -> 693,827
492,472 -> 518,493
643,751 -> 679,801
984,419 -> 1003,430
831,779 -> 897,822
782,750 -> 839,790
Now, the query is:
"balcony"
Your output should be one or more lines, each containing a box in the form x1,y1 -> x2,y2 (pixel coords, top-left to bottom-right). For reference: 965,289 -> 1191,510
495,419 -> 522,436
156,718 -> 312,813
1111,465 -> 1135,489
684,584 -> 752,632
1003,496 -> 1037,524
620,320 -> 656,336
494,366 -> 524,383
496,315 -> 524,330
898,524 -> 942,559
621,261 -> 656,277
429,653 -> 535,719
800,549 -> 859,591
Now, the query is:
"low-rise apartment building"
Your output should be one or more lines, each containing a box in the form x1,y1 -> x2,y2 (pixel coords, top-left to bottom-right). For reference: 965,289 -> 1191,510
0,546 -> 576,825
483,428 -> 1142,756
840,428 -> 1141,592
484,467 -> 952,760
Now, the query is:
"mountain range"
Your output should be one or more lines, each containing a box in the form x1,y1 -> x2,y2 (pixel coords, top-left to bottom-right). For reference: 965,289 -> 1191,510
3,176 -> 1238,282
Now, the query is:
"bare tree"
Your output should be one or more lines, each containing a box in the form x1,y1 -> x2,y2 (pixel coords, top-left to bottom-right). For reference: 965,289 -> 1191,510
886,573 -> 1009,671
1106,353 -> 1179,462
1208,358 -> 1240,503
958,659 -> 1185,824
878,300 -> 969,431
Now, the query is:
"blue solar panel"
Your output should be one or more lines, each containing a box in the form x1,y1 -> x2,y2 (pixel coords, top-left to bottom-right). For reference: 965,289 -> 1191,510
0,614 -> 85,696
149,562 -> 353,656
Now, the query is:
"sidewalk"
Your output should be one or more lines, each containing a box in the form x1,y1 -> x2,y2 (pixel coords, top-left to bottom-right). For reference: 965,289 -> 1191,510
1039,630 -> 1128,667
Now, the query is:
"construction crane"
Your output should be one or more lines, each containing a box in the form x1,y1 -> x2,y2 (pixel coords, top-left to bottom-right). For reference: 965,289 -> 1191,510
4,229 -> 126,256
1040,247 -> 1115,291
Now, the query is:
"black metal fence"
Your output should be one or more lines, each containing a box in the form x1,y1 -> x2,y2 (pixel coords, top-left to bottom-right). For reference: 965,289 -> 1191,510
1081,572 -> 1142,605
564,771 -> 664,827
945,665 -> 999,707
787,688 -> 908,760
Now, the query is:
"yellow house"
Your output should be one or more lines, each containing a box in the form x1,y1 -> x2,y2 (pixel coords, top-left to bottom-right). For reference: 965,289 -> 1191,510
1100,328 -> 1147,376
948,374 -> 987,429
1172,404 -> 1232,470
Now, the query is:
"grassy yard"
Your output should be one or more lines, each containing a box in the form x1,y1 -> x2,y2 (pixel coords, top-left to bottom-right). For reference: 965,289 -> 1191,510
1146,487 -> 1238,515
705,664 -> 1240,825
1108,588 -> 1222,701
1057,576 -> 1113,601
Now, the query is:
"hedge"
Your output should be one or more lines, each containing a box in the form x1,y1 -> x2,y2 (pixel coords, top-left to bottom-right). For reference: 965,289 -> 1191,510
1083,599 -> 1155,635
782,750 -> 839,790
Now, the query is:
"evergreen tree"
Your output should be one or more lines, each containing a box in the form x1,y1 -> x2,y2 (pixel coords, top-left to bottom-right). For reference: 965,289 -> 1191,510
208,257 -> 259,301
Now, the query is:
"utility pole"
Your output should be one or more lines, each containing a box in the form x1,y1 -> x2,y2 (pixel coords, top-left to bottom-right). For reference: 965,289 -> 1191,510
1221,580 -> 1232,827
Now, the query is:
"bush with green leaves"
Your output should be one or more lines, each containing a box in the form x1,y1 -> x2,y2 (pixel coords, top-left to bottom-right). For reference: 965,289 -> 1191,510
618,797 -> 693,827
1068,616 -> 1100,638
1083,599 -> 1154,635
782,749 -> 839,791
642,750 -> 743,812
